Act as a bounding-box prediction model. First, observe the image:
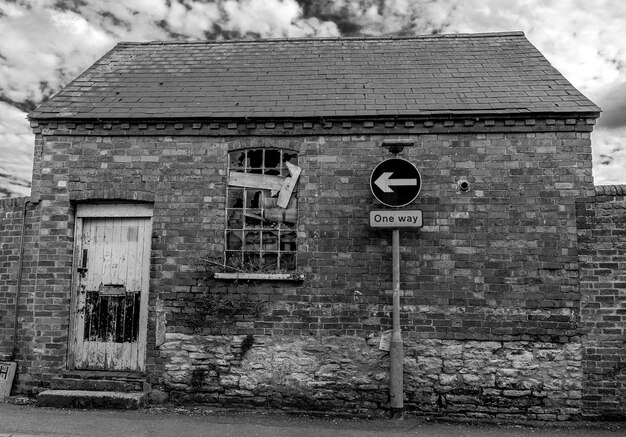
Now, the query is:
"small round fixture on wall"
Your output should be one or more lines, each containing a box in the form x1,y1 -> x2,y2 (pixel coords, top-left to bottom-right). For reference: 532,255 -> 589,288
458,180 -> 470,192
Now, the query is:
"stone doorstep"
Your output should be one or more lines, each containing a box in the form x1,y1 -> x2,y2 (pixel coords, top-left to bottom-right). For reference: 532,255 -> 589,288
37,390 -> 148,410
50,370 -> 150,393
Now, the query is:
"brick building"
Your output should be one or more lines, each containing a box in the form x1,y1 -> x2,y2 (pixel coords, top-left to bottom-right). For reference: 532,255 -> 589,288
1,32 -> 625,419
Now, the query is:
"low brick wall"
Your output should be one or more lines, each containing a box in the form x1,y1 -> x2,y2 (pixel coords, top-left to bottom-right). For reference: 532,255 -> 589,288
0,197 -> 29,359
160,334 -> 582,420
578,185 -> 626,419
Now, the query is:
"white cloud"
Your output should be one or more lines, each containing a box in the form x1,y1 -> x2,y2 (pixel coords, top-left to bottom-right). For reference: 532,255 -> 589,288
592,127 -> 626,185
0,102 -> 33,196
592,81 -> 626,129
221,0 -> 339,37
0,1 -> 114,103
71,1 -> 171,41
165,1 -> 221,38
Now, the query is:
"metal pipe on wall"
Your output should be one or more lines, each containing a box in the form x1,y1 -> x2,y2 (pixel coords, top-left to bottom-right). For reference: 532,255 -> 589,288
11,198 -> 30,361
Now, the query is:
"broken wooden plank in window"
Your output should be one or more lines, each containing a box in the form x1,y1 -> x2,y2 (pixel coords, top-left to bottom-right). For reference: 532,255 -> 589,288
229,161 -> 302,209
243,212 -> 268,223
244,211 -> 265,227
283,198 -> 297,224
264,208 -> 283,223
228,171 -> 283,195
277,162 -> 302,208
260,197 -> 281,224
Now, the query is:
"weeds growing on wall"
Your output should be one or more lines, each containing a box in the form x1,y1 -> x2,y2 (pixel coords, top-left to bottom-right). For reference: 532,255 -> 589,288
190,367 -> 206,390
186,257 -> 270,333
240,334 -> 255,357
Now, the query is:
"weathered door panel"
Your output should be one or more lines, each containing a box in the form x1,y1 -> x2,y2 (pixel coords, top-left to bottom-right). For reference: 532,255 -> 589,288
72,213 -> 151,371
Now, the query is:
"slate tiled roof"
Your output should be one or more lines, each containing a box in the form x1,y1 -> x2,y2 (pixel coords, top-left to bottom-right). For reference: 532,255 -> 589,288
29,32 -> 600,120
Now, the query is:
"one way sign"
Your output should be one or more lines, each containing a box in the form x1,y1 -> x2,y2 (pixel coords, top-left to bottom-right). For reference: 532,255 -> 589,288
370,158 -> 422,207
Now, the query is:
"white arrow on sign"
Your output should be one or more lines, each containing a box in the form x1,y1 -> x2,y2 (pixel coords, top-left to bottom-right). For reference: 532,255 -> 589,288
374,172 -> 418,193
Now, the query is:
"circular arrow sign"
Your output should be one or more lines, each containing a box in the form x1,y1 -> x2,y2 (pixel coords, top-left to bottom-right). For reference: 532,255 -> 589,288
370,158 -> 422,207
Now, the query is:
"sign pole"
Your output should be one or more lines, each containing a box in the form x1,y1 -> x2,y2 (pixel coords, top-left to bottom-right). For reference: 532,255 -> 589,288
389,227 -> 403,417
370,140 -> 419,419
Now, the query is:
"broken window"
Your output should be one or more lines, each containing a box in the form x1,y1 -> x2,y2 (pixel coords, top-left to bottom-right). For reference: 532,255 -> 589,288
226,148 -> 300,271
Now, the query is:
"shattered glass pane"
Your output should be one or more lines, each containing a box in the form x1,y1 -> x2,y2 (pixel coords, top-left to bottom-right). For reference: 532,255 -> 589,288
280,252 -> 296,271
244,231 -> 261,250
280,151 -> 298,176
226,251 -> 242,267
246,189 -> 262,208
226,231 -> 243,250
281,220 -> 296,230
283,152 -> 297,164
230,151 -> 246,169
244,210 -> 264,227
280,231 -> 297,252
243,252 -> 260,270
247,149 -> 263,170
263,252 -> 278,270
227,209 -> 243,229
227,189 -> 244,208
265,150 -> 281,175
262,231 -> 279,251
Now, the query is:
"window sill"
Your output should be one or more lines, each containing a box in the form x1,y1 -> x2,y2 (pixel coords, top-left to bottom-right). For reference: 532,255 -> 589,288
213,272 -> 304,281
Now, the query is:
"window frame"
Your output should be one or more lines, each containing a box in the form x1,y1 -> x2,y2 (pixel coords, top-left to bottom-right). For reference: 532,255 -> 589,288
224,147 -> 300,275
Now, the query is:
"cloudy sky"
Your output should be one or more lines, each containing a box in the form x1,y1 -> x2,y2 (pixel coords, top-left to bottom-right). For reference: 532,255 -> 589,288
1,0 -> 625,197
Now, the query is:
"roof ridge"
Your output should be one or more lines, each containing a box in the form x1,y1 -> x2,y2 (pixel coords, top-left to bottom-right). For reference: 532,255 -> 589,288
116,31 -> 526,46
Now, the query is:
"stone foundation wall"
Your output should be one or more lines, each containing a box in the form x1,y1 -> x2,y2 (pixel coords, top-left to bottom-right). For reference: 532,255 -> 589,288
160,334 -> 582,420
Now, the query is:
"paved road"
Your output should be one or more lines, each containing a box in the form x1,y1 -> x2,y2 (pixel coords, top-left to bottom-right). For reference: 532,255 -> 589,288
0,403 -> 624,437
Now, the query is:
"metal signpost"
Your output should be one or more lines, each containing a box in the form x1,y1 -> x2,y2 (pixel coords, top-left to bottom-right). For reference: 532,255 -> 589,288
369,142 -> 422,418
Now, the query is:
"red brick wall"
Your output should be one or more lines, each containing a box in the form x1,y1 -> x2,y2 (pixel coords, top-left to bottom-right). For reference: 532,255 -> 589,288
577,185 -> 626,419
0,196 -> 41,393
30,126 -> 594,342
0,197 -> 27,359
7,116 -> 608,417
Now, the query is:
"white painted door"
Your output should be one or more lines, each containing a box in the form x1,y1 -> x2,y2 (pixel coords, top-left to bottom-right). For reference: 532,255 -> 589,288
71,204 -> 152,371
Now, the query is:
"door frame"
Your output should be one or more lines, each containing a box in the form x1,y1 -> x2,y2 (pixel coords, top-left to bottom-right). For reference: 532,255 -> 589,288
68,203 -> 153,371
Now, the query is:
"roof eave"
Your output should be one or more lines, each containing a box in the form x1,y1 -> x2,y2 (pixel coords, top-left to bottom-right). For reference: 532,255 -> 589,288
28,109 -> 602,123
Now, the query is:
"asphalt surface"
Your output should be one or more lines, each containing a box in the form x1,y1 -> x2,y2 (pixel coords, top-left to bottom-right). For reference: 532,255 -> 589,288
0,402 -> 624,437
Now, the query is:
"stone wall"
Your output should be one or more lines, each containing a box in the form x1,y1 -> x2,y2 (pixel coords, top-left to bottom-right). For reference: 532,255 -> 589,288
577,185 -> 626,419
161,333 -> 582,420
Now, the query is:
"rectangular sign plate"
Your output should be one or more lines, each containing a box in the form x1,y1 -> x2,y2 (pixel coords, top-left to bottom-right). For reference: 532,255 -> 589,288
370,210 -> 423,228
0,362 -> 16,401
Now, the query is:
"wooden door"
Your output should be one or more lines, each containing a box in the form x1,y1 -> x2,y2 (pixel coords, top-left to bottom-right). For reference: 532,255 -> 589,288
71,204 -> 152,371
